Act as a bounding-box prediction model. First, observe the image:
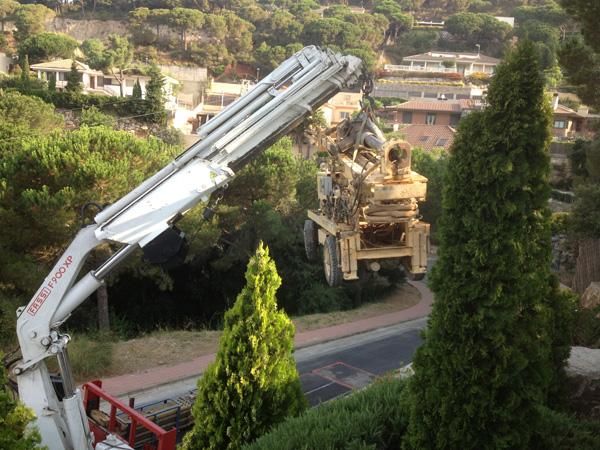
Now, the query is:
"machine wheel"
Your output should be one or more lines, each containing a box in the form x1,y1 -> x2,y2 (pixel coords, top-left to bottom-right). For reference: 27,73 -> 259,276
323,235 -> 343,287
303,219 -> 318,261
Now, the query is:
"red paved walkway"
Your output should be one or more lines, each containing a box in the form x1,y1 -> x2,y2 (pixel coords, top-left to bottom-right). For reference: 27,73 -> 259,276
101,281 -> 433,396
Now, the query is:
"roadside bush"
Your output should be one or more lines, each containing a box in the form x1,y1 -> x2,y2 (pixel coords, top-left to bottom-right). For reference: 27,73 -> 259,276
0,295 -> 20,352
531,406 -> 600,450
67,333 -> 114,380
80,106 -> 117,128
245,378 -> 409,450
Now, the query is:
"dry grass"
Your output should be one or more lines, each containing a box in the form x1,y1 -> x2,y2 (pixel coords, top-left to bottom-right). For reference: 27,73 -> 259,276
104,329 -> 221,378
85,283 -> 421,379
292,283 -> 421,332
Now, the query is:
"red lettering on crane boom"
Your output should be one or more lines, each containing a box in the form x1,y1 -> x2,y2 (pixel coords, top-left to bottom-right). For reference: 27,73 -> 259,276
27,256 -> 74,316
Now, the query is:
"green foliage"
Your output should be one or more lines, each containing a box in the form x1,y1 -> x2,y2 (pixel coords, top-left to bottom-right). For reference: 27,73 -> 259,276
0,352 -> 43,449
142,64 -> 167,124
81,38 -> 109,70
0,126 -> 176,294
18,33 -> 78,64
444,12 -> 512,56
12,3 -> 55,42
0,91 -> 63,137
0,295 -> 19,350
410,148 -> 448,241
67,333 -> 114,379
182,243 -> 306,450
559,37 -> 600,111
80,106 -> 117,128
20,54 -> 29,82
531,405 -> 600,450
405,42 -> 558,450
245,378 -> 410,450
65,61 -> 83,95
0,0 -> 18,32
570,183 -> 600,239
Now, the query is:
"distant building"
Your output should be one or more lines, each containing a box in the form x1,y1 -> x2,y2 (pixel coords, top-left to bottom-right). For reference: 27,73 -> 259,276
0,52 -> 12,74
30,58 -> 179,109
30,59 -> 104,91
399,124 -> 456,151
494,16 -> 515,27
321,91 -> 363,126
30,59 -> 179,105
551,94 -> 599,140
379,99 -> 479,129
385,51 -> 500,76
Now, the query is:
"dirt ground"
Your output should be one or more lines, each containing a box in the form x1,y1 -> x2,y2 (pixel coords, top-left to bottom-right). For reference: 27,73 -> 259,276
103,283 -> 421,378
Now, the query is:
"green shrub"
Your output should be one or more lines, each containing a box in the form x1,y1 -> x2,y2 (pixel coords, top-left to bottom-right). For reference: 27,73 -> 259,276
531,406 -> 600,450
0,295 -> 20,352
182,244 -> 306,450
0,352 -> 44,449
80,106 -> 116,128
551,212 -> 570,234
245,378 -> 409,450
67,333 -> 114,380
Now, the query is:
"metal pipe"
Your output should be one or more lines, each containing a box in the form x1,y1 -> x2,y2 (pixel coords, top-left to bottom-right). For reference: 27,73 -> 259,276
94,244 -> 138,279
56,347 -> 75,397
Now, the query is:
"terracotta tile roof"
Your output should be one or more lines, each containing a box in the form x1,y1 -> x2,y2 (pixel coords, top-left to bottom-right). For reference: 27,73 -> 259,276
401,124 -> 456,151
387,99 -> 477,113
403,51 -> 500,65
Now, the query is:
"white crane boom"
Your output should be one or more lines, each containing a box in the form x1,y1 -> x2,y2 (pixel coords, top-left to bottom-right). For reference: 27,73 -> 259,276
13,46 -> 362,450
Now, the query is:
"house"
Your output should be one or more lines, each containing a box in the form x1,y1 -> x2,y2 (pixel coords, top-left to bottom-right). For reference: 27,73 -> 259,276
321,91 -> 363,126
30,59 -> 179,109
551,95 -> 599,140
385,51 -> 500,76
191,80 -> 254,130
379,99 -> 479,129
374,80 -> 485,101
398,124 -> 456,151
30,59 -> 104,91
0,52 -> 12,74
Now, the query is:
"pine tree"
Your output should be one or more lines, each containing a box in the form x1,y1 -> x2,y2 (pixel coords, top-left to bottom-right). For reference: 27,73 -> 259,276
182,243 -> 306,450
405,41 -> 556,450
65,60 -> 82,94
144,64 -> 166,124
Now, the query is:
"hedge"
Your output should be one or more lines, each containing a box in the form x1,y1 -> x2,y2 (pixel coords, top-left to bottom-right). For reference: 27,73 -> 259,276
244,377 -> 409,450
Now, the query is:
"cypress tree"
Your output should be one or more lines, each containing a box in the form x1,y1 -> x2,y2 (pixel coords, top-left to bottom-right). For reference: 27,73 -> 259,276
182,243 -> 306,450
65,60 -> 82,94
144,64 -> 166,124
405,41 -> 555,450
20,54 -> 30,83
48,72 -> 56,91
132,78 -> 142,100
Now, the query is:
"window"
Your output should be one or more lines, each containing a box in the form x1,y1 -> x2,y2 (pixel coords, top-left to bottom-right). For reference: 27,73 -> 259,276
436,138 -> 449,147
553,119 -> 567,129
426,113 -> 436,125
125,79 -> 136,88
450,114 -> 461,126
339,111 -> 350,120
419,135 -> 430,142
402,111 -> 413,124
57,72 -> 66,81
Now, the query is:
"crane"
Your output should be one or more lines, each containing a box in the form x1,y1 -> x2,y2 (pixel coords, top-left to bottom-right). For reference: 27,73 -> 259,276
12,46 -> 362,450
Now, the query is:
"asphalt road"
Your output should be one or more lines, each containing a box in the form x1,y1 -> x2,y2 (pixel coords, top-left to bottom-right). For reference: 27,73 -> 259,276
126,316 -> 427,408
295,317 -> 426,406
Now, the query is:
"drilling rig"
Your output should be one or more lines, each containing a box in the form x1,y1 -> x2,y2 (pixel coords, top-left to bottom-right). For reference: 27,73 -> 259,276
304,81 -> 430,286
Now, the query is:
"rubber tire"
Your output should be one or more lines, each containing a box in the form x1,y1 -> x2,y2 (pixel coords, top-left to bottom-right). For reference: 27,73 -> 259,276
323,235 -> 343,287
303,220 -> 318,261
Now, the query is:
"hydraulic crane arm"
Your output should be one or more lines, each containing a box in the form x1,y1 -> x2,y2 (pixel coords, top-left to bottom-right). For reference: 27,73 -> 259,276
14,46 -> 362,450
